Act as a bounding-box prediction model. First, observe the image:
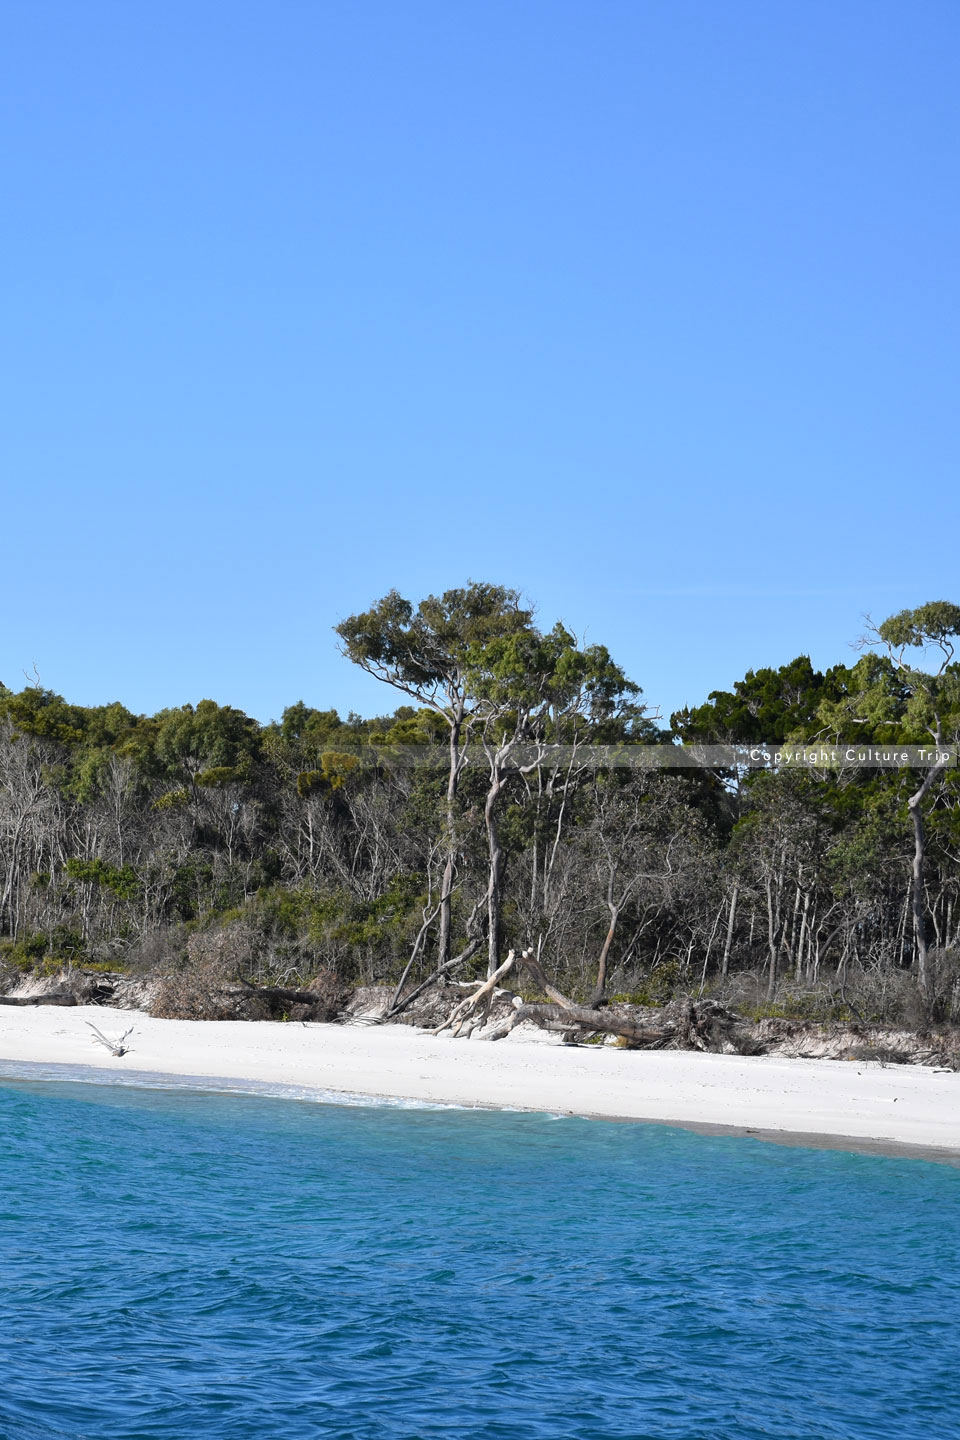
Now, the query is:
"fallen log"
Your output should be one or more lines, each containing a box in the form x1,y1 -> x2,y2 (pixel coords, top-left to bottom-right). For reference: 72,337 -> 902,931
428,947 -> 673,1045
487,1001 -> 674,1046
416,945 -> 749,1051
0,991 -> 77,1007
385,936 -> 484,1020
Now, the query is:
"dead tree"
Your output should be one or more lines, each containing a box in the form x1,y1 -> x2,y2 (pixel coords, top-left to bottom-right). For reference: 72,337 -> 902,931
429,950 -> 520,1037
385,896 -> 486,1020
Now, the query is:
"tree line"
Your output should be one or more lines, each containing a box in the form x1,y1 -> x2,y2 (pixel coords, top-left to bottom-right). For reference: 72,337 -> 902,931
2,586 -> 959,1026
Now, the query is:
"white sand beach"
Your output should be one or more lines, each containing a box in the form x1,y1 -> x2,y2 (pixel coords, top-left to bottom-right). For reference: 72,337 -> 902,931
1,1005 -> 957,1158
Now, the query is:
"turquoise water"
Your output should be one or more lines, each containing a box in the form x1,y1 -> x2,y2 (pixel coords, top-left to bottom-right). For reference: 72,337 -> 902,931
1,1073 -> 958,1440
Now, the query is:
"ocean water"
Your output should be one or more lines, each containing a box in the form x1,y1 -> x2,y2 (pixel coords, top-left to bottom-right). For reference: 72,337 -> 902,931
1,1072 -> 958,1440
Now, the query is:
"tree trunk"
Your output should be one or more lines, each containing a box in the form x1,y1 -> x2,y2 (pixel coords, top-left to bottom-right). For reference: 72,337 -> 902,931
390,899 -> 442,1012
483,749 -> 510,978
592,903 -> 620,1007
765,874 -> 778,1001
721,882 -> 739,979
796,889 -> 811,982
907,747 -> 950,993
436,709 -> 463,970
485,780 -> 504,977
896,886 -> 910,968
697,901 -> 726,995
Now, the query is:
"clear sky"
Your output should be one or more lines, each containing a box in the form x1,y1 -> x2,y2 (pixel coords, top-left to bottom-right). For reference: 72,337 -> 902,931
3,1 -> 958,726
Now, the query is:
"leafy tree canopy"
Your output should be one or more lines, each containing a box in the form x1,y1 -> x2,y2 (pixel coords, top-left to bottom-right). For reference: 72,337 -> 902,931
671,656 -> 846,743
336,583 -> 533,720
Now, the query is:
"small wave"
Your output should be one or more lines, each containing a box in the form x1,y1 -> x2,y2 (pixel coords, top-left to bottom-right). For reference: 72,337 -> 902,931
0,1058 -> 460,1112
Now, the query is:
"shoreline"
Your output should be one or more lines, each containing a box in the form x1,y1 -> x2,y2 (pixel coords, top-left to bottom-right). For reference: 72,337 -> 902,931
4,1056 -> 959,1166
1,1004 -> 958,1163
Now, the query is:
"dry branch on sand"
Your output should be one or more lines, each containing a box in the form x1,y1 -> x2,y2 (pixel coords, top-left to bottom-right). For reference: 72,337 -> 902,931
427,951 -> 521,1038
85,1021 -> 135,1057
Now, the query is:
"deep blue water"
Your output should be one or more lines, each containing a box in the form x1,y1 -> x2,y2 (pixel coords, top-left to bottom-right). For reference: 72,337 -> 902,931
1,1073 -> 959,1440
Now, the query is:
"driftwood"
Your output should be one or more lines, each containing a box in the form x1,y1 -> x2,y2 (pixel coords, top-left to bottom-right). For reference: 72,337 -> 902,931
428,950 -> 520,1037
425,948 -> 646,1043
486,1001 -> 673,1046
86,1022 -> 135,1056
486,952 -> 677,1045
0,991 -> 77,1007
428,948 -> 728,1049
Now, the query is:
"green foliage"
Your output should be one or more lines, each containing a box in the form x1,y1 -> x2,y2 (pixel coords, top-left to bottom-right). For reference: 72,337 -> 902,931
0,688 -> 87,745
0,927 -> 86,973
65,857 -> 139,901
614,960 -> 683,1007
672,656 -> 846,742
154,787 -> 190,810
3,585 -> 960,1031
878,601 -> 960,656
0,932 -> 50,971
336,583 -> 535,720
319,751 -> 361,789
296,769 -> 323,798
277,702 -> 345,747
195,766 -> 245,788
368,706 -> 447,747
150,700 -> 262,786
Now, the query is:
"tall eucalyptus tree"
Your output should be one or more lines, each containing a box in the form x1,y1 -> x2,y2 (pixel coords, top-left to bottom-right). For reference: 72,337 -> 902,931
336,585 -> 531,972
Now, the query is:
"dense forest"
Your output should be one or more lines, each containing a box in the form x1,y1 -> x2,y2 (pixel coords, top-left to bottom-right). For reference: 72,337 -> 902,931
2,586 -> 959,1028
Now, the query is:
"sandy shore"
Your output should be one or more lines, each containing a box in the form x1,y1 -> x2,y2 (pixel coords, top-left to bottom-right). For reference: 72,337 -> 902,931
1,1005 -> 958,1159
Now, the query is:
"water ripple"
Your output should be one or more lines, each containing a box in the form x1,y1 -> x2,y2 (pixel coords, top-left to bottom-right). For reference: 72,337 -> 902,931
1,1076 -> 959,1439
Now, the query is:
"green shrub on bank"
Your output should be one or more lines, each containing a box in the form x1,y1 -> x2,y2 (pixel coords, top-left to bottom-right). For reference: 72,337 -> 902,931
0,928 -> 87,975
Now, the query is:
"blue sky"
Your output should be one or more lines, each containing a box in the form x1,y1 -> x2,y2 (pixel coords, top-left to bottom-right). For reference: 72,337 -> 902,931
3,1 -> 958,725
